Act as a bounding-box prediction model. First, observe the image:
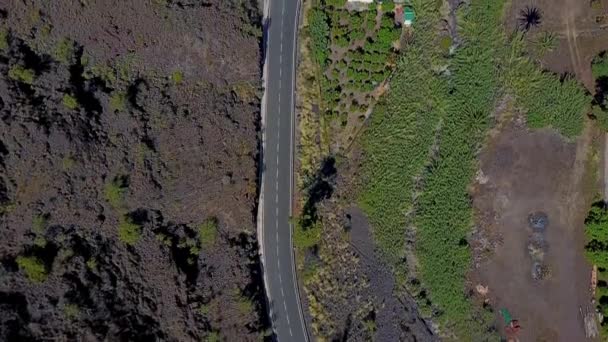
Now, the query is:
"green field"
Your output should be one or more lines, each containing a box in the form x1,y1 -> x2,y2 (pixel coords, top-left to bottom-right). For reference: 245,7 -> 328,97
359,0 -> 589,337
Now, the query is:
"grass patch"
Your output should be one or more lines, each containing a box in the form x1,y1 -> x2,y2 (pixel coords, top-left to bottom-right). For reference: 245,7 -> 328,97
62,94 -> 79,110
16,256 -> 47,283
8,65 -> 35,84
198,218 -> 218,248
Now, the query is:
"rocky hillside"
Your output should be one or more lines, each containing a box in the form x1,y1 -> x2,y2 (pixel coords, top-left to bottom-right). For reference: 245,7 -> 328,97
0,0 -> 269,340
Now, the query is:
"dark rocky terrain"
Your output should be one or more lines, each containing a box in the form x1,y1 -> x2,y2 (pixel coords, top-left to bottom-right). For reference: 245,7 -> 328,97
0,0 -> 269,341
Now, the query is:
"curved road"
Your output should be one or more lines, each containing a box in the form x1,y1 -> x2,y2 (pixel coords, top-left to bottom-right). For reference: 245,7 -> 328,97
259,0 -> 307,341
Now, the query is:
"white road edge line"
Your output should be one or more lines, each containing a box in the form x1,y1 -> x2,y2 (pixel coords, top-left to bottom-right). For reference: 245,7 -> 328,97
289,1 -> 309,340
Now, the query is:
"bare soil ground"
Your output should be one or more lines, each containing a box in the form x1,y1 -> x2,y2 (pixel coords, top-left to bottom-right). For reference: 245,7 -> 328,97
471,109 -> 595,341
0,1 -> 268,341
505,0 -> 608,91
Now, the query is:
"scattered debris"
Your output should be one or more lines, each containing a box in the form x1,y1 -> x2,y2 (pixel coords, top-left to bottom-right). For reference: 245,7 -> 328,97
528,212 -> 549,232
475,284 -> 489,296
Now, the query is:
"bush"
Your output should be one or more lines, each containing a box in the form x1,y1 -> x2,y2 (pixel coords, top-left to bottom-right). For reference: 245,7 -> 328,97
104,176 -> 128,209
8,65 -> 35,84
171,70 -> 183,85
62,94 -> 79,110
592,52 -> 608,79
54,38 -> 75,64
16,256 -> 47,283
109,91 -> 127,112
0,29 -> 8,51
199,218 -> 218,247
118,217 -> 141,245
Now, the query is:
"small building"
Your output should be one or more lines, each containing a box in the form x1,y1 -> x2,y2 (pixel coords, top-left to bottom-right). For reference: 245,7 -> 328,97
346,0 -> 374,3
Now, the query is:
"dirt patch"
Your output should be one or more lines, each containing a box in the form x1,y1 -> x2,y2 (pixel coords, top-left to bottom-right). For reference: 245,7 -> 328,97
471,112 -> 594,341
505,0 -> 608,90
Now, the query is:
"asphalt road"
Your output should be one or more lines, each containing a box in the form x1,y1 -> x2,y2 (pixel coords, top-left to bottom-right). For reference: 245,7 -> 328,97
260,0 -> 307,341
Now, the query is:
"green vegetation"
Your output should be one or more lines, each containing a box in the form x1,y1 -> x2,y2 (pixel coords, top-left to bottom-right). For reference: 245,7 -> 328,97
309,9 -> 330,67
583,201 -> 608,335
206,332 -> 220,342
359,0 -> 588,337
307,1 -> 401,117
118,217 -> 141,245
62,155 -> 76,170
198,218 -> 218,248
62,94 -> 79,110
104,176 -> 128,209
54,38 -> 75,64
171,70 -> 184,85
592,52 -> 608,79
294,220 -> 321,249
109,91 -> 127,112
236,294 -> 254,315
534,31 -> 557,56
86,258 -> 98,270
32,214 -> 47,234
16,256 -> 47,283
8,65 -> 35,84
0,28 -> 8,51
32,214 -> 48,247
63,304 -> 80,320
505,34 -> 589,138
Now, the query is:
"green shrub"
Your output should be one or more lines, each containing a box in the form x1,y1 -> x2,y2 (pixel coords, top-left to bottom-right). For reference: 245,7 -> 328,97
109,91 -> 127,112
199,218 -> 218,247
104,176 -> 128,209
16,256 -> 47,283
171,70 -> 183,85
62,94 -> 79,110
592,52 -> 608,79
294,220 -> 321,249
118,217 -> 141,245
0,28 -> 8,51
309,9 -> 330,67
439,35 -> 452,53
236,295 -> 254,315
32,215 -> 48,234
8,65 -> 35,84
54,38 -> 75,64
206,332 -> 220,342
64,304 -> 80,319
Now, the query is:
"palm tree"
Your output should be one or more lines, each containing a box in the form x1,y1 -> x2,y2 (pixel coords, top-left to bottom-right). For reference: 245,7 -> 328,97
518,6 -> 542,31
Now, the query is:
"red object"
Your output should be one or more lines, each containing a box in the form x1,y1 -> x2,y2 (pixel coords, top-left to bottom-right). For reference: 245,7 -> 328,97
505,320 -> 521,337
